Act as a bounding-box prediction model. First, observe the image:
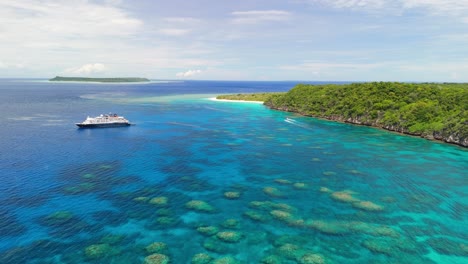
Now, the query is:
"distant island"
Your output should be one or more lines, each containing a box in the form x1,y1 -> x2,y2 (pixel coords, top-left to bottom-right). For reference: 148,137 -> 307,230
217,82 -> 468,147
49,76 -> 150,83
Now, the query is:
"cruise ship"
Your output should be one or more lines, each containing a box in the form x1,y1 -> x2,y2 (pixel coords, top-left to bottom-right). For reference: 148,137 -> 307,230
76,114 -> 131,128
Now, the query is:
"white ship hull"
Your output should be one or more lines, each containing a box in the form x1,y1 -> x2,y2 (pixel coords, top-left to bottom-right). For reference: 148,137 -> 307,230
76,114 -> 132,128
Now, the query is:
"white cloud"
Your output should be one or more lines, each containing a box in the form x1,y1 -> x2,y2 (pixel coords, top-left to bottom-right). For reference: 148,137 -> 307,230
0,61 -> 24,69
159,28 -> 190,36
164,17 -> 201,23
281,61 -> 382,71
0,0 -> 142,39
310,0 -> 468,19
176,69 -> 202,78
231,10 -> 291,24
64,63 -> 107,75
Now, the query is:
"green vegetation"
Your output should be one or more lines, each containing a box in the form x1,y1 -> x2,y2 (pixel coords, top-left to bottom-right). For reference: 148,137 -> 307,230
49,76 -> 150,83
263,82 -> 467,147
216,93 -> 285,102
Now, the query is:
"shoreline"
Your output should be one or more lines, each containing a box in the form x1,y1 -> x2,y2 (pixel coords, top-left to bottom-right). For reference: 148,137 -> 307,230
268,107 -> 468,148
208,97 -> 264,104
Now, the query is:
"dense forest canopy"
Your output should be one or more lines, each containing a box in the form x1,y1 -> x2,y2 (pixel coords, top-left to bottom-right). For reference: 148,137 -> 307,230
218,82 -> 467,147
264,82 -> 467,146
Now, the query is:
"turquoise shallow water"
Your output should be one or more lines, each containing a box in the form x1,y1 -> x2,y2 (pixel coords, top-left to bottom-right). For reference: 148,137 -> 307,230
0,80 -> 466,263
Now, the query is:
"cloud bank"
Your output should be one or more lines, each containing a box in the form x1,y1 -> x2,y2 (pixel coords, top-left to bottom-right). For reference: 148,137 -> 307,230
65,63 -> 107,75
231,10 -> 291,24
176,69 -> 202,78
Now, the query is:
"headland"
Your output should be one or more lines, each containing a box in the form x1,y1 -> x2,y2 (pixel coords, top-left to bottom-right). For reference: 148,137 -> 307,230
218,82 -> 468,147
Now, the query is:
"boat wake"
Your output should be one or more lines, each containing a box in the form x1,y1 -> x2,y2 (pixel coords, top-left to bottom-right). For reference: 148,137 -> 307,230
284,117 -> 313,130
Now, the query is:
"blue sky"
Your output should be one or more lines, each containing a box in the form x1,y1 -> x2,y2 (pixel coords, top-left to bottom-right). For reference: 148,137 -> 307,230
1,0 -> 467,81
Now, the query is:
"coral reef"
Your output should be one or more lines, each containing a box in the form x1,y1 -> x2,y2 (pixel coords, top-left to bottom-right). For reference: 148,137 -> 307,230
260,255 -> 282,264
274,179 -> 292,185
276,243 -> 303,260
306,220 -> 350,235
143,253 -> 170,264
243,210 -> 268,222
319,187 -> 332,193
100,234 -> 124,245
362,239 -> 393,255
298,253 -> 327,264
293,182 -> 308,190
352,201 -> 384,211
84,243 -> 118,259
145,242 -> 168,254
263,187 -> 284,198
221,219 -> 240,229
203,237 -> 229,253
43,211 -> 74,225
186,200 -> 216,213
223,191 -> 241,199
133,196 -> 150,202
191,253 -> 213,264
330,191 -> 359,203
270,210 -> 293,221
212,255 -> 241,264
216,231 -> 243,243
427,237 -> 468,256
197,226 -> 219,236
149,197 -> 169,207
155,216 -> 177,226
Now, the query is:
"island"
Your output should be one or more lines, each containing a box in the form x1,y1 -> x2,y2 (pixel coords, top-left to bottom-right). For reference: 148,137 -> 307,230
49,76 -> 150,83
217,82 -> 468,147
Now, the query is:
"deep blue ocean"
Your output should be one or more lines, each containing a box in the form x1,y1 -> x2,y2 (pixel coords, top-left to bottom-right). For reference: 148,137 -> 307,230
0,79 -> 466,264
